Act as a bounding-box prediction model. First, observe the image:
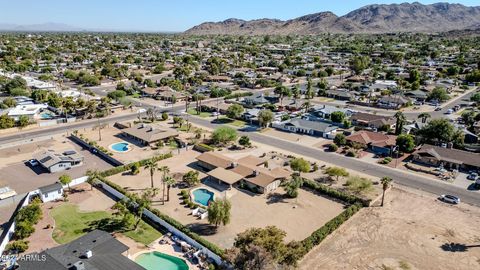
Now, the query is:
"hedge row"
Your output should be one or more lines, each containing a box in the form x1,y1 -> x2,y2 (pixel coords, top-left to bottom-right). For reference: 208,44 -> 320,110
301,203 -> 362,253
302,179 -> 370,206
193,143 -> 215,153
223,92 -> 253,100
100,152 -> 173,177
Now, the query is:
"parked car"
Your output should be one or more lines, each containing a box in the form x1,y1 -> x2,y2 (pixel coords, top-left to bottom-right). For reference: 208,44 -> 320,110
440,194 -> 460,204
28,159 -> 39,166
445,109 -> 454,114
467,172 -> 478,180
434,107 -> 442,111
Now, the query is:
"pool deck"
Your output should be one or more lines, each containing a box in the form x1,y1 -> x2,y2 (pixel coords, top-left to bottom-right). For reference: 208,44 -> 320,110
129,238 -> 200,270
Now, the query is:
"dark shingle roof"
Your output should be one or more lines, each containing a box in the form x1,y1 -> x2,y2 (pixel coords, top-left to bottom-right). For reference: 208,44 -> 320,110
39,182 -> 63,194
17,230 -> 145,270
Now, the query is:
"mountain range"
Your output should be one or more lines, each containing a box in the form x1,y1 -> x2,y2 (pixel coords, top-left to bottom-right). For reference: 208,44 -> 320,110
185,2 -> 480,35
0,22 -> 87,32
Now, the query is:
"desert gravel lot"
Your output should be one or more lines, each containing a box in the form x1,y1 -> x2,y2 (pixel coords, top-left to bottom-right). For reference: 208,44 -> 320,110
299,187 -> 480,270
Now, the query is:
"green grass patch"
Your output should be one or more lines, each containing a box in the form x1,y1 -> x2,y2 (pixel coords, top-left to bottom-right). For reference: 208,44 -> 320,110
187,108 -> 211,118
217,116 -> 246,127
50,204 -> 161,246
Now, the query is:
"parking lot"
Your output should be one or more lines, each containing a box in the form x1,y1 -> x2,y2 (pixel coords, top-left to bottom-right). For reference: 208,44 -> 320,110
0,136 -> 113,194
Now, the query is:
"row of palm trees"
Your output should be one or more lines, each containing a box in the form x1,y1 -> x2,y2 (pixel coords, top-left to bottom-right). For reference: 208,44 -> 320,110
143,160 -> 175,205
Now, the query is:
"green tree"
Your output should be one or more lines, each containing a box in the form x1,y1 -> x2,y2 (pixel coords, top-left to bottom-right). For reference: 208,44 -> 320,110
207,198 -> 232,228
59,174 -> 72,191
86,169 -> 102,191
274,85 -> 291,106
211,127 -> 238,145
330,111 -> 346,123
324,167 -> 349,182
0,115 -> 15,129
350,56 -> 371,75
17,115 -> 30,128
428,87 -> 450,102
417,112 -> 431,124
380,176 -> 393,207
334,133 -> 347,146
284,175 -> 303,198
226,104 -> 245,119
158,165 -> 170,204
419,118 -> 464,146
238,135 -> 251,147
183,170 -> 200,187
258,110 -> 274,128
290,158 -> 310,175
394,111 -> 406,135
396,134 -> 416,153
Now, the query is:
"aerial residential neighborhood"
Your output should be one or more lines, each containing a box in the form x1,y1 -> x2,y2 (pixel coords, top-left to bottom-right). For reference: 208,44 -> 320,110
0,1 -> 480,270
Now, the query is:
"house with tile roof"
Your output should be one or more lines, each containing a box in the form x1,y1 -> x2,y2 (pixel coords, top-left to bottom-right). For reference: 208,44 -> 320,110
346,130 -> 397,156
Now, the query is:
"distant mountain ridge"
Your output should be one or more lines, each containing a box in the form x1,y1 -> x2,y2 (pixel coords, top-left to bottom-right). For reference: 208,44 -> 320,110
0,22 -> 86,32
185,2 -> 480,35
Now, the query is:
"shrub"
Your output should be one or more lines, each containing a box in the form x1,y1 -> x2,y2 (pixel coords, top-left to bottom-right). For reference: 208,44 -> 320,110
302,179 -> 368,206
328,144 -> 338,152
5,240 -> 29,253
346,150 -> 356,157
194,143 -> 215,152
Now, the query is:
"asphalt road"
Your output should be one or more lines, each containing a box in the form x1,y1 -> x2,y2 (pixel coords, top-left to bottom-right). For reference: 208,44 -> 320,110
186,116 -> 480,207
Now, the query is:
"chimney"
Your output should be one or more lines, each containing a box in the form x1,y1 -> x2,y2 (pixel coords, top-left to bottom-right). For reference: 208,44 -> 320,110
84,250 -> 93,259
253,170 -> 259,176
230,162 -> 238,168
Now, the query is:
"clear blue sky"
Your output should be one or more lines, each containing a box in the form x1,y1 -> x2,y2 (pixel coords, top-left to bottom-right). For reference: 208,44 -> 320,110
0,0 -> 478,32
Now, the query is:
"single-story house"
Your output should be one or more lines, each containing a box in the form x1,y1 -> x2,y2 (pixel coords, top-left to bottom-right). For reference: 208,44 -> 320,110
33,150 -> 84,173
377,95 -> 410,109
272,118 -> 339,139
325,89 -> 353,101
17,230 -> 144,270
7,104 -> 48,120
404,90 -> 428,102
412,144 -> 480,171
122,123 -> 179,146
351,112 -> 395,130
242,93 -> 278,107
311,105 -> 357,120
38,182 -> 64,202
346,130 -> 397,156
196,152 -> 290,194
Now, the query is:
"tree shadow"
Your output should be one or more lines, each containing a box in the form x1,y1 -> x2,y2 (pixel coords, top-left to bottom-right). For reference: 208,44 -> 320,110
83,217 -> 127,234
440,242 -> 480,252
266,192 -> 289,204
188,222 -> 218,236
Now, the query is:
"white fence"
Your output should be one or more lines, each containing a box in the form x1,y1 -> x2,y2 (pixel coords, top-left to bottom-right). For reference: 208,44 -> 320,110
0,176 -> 87,256
99,181 -> 223,265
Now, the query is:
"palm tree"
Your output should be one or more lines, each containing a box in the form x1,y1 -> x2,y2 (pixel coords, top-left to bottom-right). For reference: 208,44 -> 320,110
86,169 -> 102,191
380,176 -> 393,207
133,192 -> 152,230
158,166 -> 170,205
394,111 -> 406,135
302,101 -> 312,114
418,112 -> 431,124
144,160 -> 158,189
163,175 -> 176,202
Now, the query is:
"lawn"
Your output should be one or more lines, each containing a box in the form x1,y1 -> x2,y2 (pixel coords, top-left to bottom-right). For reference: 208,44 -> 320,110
187,108 -> 211,118
217,116 -> 246,127
50,204 -> 161,245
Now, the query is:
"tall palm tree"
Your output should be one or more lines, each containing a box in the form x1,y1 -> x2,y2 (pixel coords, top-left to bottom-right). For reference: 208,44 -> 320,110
380,176 -> 393,207
158,166 -> 170,205
418,112 -> 431,124
163,175 -> 176,202
394,111 -> 406,135
144,160 -> 158,189
86,169 -> 102,191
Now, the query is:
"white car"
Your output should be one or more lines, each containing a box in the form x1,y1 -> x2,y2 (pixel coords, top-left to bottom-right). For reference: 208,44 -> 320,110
28,159 -> 39,166
440,194 -> 460,204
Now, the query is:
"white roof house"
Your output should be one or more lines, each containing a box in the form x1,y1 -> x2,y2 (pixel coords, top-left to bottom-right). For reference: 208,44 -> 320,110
7,104 -> 48,120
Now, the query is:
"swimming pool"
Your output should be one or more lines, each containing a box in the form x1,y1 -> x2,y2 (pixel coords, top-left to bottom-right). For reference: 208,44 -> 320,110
40,112 -> 54,119
135,251 -> 189,270
110,142 -> 130,152
192,188 -> 214,207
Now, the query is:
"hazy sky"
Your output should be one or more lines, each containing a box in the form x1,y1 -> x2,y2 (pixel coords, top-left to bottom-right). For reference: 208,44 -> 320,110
0,0 -> 478,32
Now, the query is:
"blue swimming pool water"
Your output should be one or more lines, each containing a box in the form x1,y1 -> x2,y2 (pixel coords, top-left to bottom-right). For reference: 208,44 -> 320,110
192,189 -> 214,207
40,112 -> 54,119
135,251 -> 189,270
111,142 -> 129,152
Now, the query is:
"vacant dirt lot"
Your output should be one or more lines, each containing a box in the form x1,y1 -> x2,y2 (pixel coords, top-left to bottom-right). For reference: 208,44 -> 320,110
300,187 -> 480,270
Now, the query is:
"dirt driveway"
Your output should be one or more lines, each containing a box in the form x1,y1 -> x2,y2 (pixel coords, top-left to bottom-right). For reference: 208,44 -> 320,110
299,187 -> 480,270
